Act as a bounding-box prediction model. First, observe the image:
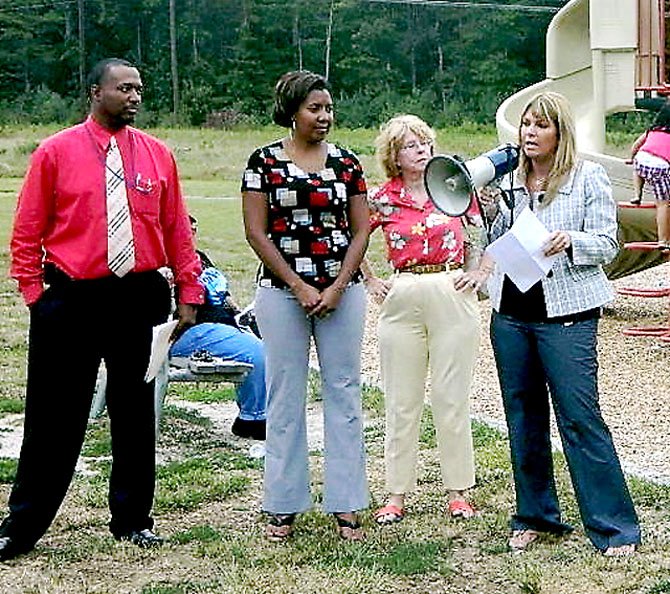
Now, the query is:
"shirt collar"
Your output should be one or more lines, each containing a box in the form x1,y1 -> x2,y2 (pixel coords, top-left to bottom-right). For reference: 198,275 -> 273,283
84,115 -> 130,151
385,176 -> 433,211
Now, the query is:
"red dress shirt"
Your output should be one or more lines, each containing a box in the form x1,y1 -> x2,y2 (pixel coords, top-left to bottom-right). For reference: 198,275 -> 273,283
369,177 -> 482,270
10,116 -> 203,306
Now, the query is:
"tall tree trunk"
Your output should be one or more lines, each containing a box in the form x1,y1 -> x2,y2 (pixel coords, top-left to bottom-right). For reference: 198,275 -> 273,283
137,22 -> 142,63
78,0 -> 86,108
170,0 -> 180,119
293,12 -> 303,70
408,5 -> 417,93
191,0 -> 199,64
325,0 -> 334,79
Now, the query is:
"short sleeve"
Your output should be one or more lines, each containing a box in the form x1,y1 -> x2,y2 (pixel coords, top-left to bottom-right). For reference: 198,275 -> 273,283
343,151 -> 367,197
240,147 -> 267,193
367,185 -> 385,232
463,190 -> 484,227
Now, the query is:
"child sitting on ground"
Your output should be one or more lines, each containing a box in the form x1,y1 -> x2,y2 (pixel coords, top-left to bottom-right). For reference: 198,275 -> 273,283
630,102 -> 670,251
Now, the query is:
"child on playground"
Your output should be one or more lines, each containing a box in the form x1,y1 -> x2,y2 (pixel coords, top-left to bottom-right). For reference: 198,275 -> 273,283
630,102 -> 670,251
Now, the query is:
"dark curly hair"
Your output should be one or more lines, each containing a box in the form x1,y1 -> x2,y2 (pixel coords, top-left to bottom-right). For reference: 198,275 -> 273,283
272,71 -> 330,128
651,101 -> 670,133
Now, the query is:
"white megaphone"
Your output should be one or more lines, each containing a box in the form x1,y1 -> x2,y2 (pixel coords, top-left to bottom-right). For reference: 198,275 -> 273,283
424,143 -> 519,217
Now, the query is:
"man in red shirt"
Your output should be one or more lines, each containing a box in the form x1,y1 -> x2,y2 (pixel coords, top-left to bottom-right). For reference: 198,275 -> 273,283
0,58 -> 203,561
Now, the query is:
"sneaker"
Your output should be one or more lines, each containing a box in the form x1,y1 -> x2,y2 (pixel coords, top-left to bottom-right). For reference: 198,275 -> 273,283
231,417 -> 266,440
188,349 -> 218,373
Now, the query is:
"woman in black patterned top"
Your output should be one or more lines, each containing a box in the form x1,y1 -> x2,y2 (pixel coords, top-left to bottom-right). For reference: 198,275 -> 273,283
242,71 -> 370,542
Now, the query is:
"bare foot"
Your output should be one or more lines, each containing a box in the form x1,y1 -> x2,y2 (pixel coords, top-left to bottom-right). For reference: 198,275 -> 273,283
334,513 -> 366,541
509,529 -> 541,552
603,544 -> 636,557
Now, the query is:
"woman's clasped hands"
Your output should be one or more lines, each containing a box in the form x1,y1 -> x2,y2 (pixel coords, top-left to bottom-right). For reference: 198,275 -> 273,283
293,280 -> 344,318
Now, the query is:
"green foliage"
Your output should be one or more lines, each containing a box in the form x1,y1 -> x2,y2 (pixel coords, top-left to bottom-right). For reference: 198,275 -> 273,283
174,383 -> 237,404
0,457 -> 17,483
141,582 -> 219,594
628,476 -> 670,508
171,524 -> 223,545
81,419 -> 113,458
162,403 -> 213,429
0,398 -> 24,414
155,457 -> 250,511
369,540 -> 453,576
361,384 -> 385,417
649,579 -> 670,594
0,0 -> 554,126
0,86 -> 82,126
419,407 -> 437,448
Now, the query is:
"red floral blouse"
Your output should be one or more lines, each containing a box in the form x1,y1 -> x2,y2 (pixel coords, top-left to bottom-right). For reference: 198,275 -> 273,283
369,177 -> 482,270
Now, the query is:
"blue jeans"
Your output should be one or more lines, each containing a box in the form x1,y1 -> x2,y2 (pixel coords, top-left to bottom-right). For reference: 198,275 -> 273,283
490,311 -> 640,551
170,323 -> 266,421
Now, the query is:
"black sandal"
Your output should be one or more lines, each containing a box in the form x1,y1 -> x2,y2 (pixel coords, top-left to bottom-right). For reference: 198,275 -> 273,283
333,513 -> 365,541
265,513 -> 295,542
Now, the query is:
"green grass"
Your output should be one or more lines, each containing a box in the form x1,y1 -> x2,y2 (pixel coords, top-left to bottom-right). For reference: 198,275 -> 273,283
0,125 -> 667,594
171,382 -> 237,404
81,418 -> 113,457
171,524 -> 223,545
155,458 -> 251,512
0,398 -> 23,414
0,457 -> 17,483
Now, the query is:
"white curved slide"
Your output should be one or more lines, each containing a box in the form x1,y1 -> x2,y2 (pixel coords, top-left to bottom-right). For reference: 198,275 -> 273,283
496,0 -> 638,200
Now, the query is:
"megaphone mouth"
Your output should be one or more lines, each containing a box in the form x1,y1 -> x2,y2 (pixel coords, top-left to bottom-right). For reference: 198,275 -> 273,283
423,155 -> 474,217
424,144 -> 519,217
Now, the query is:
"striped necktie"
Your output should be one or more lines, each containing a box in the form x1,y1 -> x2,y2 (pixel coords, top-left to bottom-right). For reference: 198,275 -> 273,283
106,136 -> 135,277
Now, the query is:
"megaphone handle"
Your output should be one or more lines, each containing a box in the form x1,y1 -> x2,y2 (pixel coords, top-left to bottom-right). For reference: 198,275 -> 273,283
472,191 -> 492,244
505,150 -> 516,227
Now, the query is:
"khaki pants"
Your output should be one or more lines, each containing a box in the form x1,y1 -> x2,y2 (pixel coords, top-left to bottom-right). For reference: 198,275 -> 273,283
378,270 -> 480,494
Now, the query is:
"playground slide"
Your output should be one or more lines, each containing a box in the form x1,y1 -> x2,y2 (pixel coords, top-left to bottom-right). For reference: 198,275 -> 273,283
495,0 -> 662,279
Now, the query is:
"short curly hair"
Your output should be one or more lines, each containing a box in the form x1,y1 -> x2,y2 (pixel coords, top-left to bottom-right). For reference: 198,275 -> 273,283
273,70 -> 330,128
375,114 -> 436,179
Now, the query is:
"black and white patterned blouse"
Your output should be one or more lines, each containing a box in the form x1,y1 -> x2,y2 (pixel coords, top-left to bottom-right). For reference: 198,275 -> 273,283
241,140 -> 367,289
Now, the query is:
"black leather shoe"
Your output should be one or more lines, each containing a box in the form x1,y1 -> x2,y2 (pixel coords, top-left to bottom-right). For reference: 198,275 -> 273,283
231,417 -> 266,440
0,536 -> 33,561
116,529 -> 163,549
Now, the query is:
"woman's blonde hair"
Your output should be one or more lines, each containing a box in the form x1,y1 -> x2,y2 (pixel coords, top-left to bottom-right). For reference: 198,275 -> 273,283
375,114 -> 436,179
518,91 -> 577,204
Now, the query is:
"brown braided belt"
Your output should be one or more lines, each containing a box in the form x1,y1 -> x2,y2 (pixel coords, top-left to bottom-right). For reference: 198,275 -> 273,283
397,262 -> 462,274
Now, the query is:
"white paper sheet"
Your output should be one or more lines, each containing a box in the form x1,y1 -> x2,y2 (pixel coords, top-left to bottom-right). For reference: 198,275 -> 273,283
486,206 -> 559,293
144,320 -> 179,382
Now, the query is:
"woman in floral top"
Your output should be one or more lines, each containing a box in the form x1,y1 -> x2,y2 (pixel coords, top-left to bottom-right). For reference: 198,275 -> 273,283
242,71 -> 369,542
363,115 -> 492,526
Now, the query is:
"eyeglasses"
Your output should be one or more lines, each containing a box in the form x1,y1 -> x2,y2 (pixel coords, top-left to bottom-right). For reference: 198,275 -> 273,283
399,139 -> 433,152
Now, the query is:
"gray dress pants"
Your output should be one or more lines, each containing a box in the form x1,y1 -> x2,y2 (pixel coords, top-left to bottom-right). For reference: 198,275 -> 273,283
255,283 -> 369,514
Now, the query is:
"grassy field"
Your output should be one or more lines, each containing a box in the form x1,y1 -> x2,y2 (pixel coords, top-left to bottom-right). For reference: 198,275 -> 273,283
0,125 -> 667,593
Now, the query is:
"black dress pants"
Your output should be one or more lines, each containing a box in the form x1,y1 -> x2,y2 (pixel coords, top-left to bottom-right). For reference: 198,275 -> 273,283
0,268 -> 171,547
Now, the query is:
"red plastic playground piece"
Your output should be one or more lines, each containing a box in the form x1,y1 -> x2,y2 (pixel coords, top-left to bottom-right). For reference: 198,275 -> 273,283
617,286 -> 670,298
618,201 -> 657,209
623,241 -> 666,251
622,325 -> 670,337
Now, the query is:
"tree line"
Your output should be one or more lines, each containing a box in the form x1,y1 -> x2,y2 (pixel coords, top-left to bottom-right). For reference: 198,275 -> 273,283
0,0 -> 565,128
